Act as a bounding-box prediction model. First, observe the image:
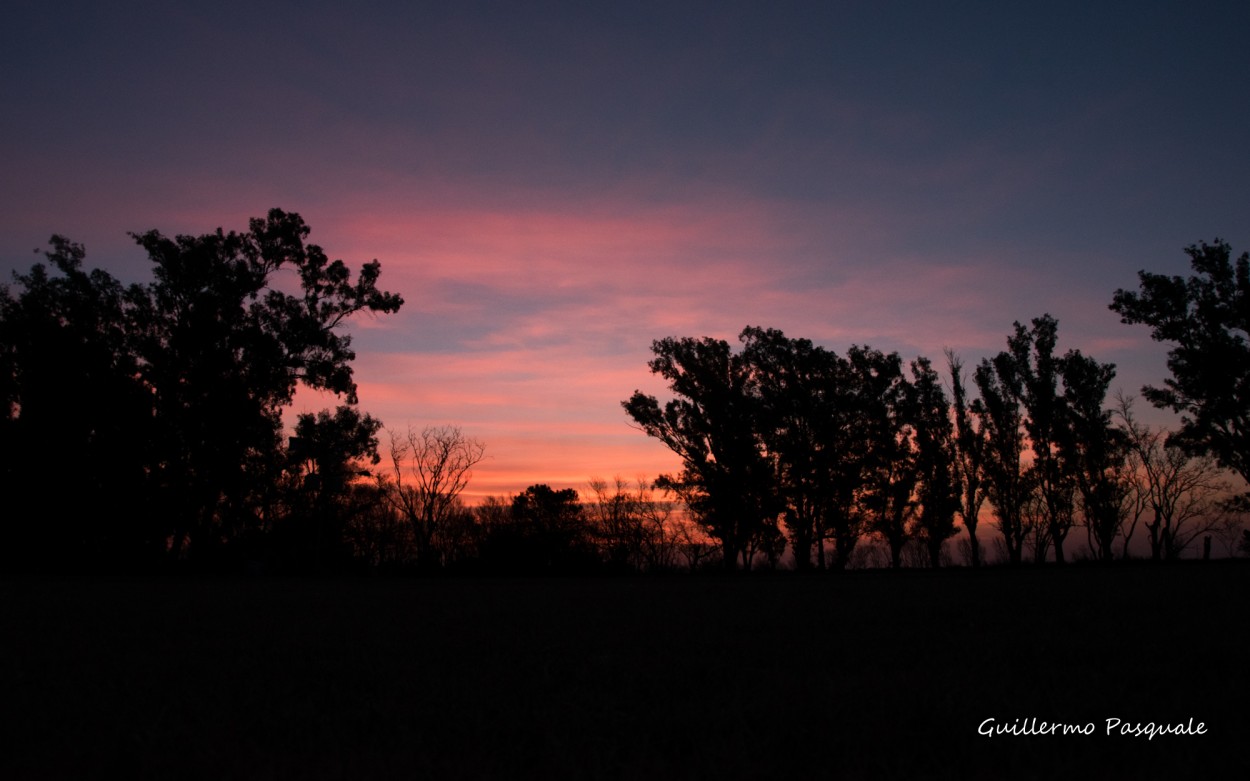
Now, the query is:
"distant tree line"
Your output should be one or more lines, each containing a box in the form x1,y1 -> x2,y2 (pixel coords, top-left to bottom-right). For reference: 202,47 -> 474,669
2,213 -> 1247,573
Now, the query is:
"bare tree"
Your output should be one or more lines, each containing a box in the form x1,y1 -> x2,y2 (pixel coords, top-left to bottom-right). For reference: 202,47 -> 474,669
587,476 -> 648,570
1116,397 -> 1232,560
386,425 -> 486,568
587,476 -> 682,572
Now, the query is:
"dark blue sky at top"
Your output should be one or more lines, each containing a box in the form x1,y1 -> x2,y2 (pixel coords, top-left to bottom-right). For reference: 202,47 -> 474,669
6,1 -> 1246,230
3,0 -> 1249,489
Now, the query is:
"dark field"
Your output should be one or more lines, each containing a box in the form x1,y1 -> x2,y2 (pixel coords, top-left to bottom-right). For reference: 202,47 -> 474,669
2,564 -> 1247,779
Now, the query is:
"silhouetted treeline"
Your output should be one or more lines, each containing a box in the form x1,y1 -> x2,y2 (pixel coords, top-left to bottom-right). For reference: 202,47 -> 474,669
3,216 -> 1246,573
625,312 -> 1245,571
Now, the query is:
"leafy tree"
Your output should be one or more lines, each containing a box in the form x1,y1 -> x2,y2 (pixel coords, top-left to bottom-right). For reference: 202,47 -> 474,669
279,406 -> 384,568
623,335 -> 780,571
1060,354 -> 1129,561
974,316 -> 1120,565
857,348 -> 917,569
1110,239 -> 1250,487
974,344 -> 1033,566
1010,315 -> 1078,564
0,209 -> 401,569
0,238 -> 158,568
740,326 -> 853,571
817,344 -> 905,570
946,350 -> 988,567
475,484 -> 597,569
909,357 -> 961,567
132,209 -> 401,560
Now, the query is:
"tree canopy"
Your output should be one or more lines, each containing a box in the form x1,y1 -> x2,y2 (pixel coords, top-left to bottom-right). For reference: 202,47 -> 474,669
0,209 -> 402,570
1110,239 -> 1250,486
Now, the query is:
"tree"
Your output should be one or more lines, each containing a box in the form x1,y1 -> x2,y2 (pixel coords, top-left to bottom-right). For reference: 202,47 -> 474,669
1116,397 -> 1232,560
857,348 -> 917,569
280,405 -> 384,568
740,326 -> 856,571
0,238 -> 158,569
586,476 -> 680,572
132,209 -> 402,561
974,346 -> 1033,566
386,424 -> 486,568
1061,355 -> 1130,561
586,476 -> 647,571
623,335 -> 780,571
1110,239 -> 1250,487
0,209 -> 402,569
947,350 -> 988,567
909,357 -> 961,567
817,344 -> 903,570
1010,315 -> 1078,564
477,484 -> 595,569
973,315 -> 1115,565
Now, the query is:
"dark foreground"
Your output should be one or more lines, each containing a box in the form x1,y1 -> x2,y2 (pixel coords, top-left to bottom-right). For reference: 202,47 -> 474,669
2,563 -> 1247,780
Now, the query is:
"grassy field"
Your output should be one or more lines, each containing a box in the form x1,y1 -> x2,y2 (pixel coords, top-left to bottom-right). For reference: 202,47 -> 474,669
2,563 -> 1246,779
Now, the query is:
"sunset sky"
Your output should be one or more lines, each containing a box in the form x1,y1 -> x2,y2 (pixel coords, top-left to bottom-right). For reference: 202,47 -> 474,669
4,0 -> 1249,500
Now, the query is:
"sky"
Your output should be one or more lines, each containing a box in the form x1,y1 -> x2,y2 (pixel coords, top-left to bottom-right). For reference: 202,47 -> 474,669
3,0 -> 1249,500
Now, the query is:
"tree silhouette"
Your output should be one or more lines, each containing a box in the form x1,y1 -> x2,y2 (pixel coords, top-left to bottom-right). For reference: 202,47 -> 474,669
974,344 -> 1032,566
1,209 -> 401,569
1061,353 -> 1129,561
740,326 -> 850,571
280,406 -> 384,568
973,316 -> 1121,565
586,477 -> 679,572
909,357 -> 961,567
386,424 -> 486,569
0,238 -> 158,568
623,335 -> 780,571
1115,397 -> 1232,560
946,350 -> 988,567
1111,239 -> 1250,488
132,209 -> 401,561
506,484 -> 596,572
1010,315 -> 1077,564
856,348 -> 916,569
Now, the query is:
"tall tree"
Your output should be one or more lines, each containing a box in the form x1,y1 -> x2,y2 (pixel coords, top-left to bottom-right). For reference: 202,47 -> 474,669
974,347 -> 1032,566
740,326 -> 850,571
947,350 -> 988,567
623,335 -> 780,571
1010,315 -> 1078,564
1060,353 -> 1129,561
910,357 -> 961,567
132,209 -> 402,560
857,348 -> 917,569
0,238 -> 157,568
1,210 -> 401,568
1110,239 -> 1250,487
